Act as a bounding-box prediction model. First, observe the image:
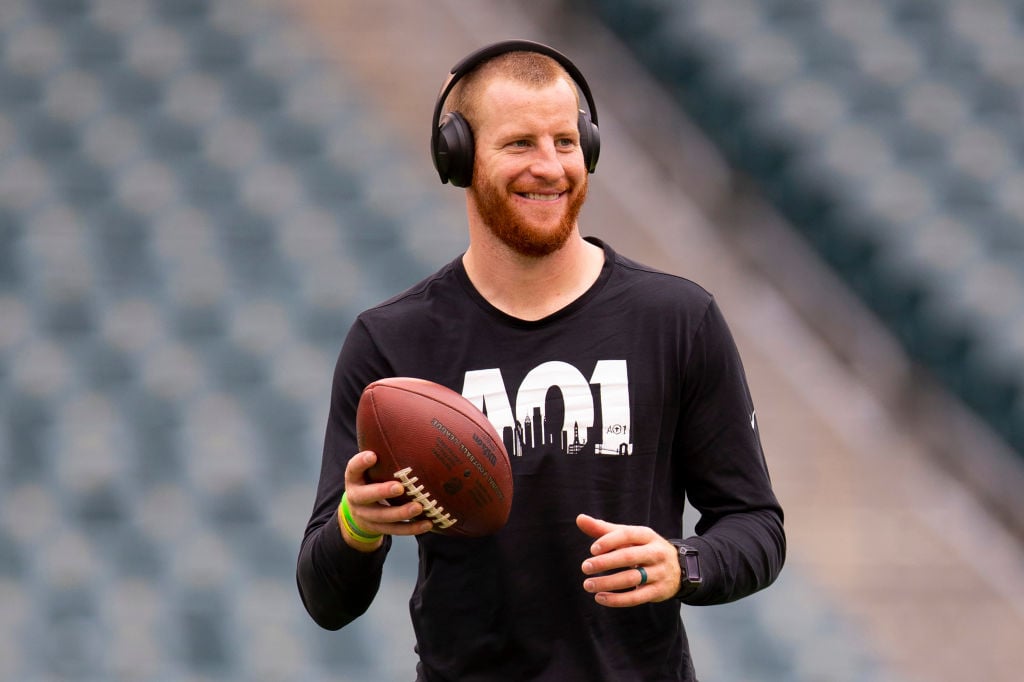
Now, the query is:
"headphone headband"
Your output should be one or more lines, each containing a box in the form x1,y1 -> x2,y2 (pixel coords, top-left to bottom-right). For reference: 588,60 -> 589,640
430,39 -> 601,186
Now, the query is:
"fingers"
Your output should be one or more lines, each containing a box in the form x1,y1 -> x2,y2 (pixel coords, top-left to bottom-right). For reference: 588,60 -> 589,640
343,451 -> 433,538
578,514 -> 682,607
583,563 -> 653,593
576,512 -> 615,539
582,555 -> 677,607
577,513 -> 655,556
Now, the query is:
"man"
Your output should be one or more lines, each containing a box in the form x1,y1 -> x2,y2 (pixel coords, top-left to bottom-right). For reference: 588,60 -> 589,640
297,40 -> 785,681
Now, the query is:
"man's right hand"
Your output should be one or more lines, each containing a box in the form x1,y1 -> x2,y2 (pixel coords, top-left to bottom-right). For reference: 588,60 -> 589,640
340,451 -> 434,551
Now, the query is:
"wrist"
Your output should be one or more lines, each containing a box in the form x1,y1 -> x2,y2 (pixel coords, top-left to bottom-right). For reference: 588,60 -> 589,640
339,493 -> 384,549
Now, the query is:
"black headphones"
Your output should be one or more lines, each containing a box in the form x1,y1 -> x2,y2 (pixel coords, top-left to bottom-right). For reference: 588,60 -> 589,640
430,39 -> 601,187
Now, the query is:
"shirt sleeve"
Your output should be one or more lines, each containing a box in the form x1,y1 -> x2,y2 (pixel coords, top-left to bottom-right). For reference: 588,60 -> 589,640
296,318 -> 395,630
675,299 -> 786,606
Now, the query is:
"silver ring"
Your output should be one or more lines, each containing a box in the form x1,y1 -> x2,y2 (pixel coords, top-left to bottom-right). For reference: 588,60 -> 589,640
636,566 -> 648,586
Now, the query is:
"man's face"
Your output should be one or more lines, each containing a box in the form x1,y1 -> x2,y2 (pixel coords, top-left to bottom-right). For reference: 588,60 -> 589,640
468,77 -> 588,258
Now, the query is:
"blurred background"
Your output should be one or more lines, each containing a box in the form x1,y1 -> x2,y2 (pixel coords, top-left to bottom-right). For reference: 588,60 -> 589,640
2,0 -> 1024,679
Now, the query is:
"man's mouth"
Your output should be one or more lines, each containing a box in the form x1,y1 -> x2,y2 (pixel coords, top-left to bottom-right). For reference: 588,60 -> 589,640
518,191 -> 564,202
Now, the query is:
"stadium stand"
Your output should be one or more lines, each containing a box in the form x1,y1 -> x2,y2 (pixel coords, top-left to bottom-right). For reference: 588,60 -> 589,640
0,0 -> 458,678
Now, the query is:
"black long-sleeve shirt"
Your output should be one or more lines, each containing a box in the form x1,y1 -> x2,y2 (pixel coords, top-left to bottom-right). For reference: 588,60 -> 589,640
298,239 -> 785,681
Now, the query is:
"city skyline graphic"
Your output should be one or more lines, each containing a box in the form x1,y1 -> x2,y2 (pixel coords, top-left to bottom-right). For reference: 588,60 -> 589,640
481,384 -> 633,457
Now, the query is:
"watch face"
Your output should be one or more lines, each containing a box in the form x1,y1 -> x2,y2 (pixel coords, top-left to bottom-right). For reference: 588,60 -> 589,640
673,543 -> 701,584
682,552 -> 701,583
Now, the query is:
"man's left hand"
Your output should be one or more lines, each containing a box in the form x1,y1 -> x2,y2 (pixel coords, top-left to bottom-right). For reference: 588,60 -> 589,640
577,513 -> 682,607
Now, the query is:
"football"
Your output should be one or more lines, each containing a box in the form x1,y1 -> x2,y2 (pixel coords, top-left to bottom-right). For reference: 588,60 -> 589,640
356,377 -> 513,537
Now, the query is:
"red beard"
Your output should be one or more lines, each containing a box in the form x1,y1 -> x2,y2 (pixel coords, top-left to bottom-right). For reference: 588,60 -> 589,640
470,174 -> 588,258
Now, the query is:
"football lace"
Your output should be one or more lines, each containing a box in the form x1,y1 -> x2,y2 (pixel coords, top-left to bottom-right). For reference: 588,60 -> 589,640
393,467 -> 457,529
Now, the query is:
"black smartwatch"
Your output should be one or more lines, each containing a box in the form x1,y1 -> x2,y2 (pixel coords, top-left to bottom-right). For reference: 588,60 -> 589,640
669,540 -> 702,598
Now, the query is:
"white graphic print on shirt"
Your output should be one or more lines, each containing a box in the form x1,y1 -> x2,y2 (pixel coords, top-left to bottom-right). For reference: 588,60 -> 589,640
461,360 -> 633,457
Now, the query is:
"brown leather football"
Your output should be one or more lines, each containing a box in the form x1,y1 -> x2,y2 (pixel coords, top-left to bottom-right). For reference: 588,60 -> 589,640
356,377 -> 513,537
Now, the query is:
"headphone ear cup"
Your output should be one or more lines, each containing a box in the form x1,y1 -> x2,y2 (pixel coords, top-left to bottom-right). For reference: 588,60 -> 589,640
435,112 -> 475,187
577,111 -> 601,174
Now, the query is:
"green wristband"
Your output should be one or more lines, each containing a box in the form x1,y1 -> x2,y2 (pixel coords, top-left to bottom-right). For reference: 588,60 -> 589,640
340,493 -> 383,543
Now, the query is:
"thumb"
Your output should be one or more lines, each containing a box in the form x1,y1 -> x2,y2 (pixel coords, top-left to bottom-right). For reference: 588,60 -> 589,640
345,450 -> 378,487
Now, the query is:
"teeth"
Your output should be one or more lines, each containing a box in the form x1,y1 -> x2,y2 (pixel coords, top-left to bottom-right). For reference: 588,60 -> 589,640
522,192 -> 560,201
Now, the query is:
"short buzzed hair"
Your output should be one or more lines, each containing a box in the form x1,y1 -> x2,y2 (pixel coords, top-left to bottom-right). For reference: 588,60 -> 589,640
442,51 -> 580,134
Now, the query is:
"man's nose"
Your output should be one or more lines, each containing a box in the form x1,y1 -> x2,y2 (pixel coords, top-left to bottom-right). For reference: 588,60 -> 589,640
528,140 -> 565,179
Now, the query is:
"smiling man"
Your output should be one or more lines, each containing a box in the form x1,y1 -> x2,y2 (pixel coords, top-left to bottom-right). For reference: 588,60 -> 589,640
298,41 -> 786,681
